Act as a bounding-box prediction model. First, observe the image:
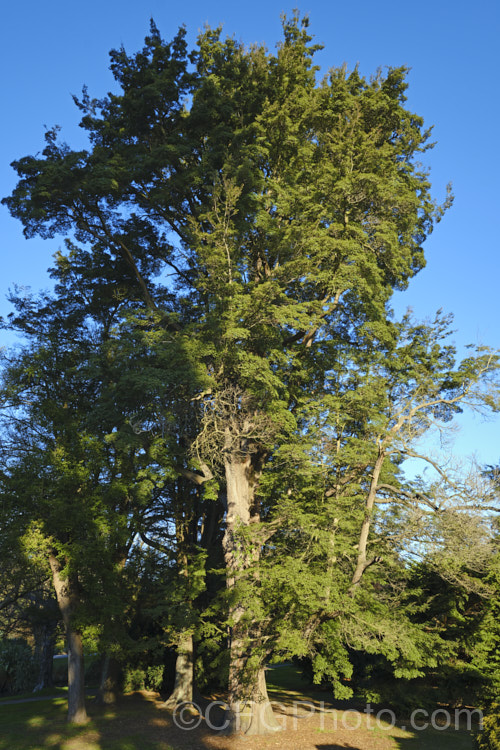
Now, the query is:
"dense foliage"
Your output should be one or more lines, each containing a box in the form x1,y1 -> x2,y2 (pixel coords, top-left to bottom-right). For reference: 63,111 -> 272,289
475,704 -> 500,750
0,12 -> 498,735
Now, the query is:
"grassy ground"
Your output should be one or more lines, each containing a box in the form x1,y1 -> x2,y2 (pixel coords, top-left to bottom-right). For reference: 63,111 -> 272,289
0,694 -> 176,750
0,665 -> 478,750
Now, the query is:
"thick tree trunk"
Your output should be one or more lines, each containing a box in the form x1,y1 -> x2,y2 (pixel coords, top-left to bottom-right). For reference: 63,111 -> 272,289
95,655 -> 122,705
48,554 -> 88,724
222,453 -> 280,735
225,666 -> 281,735
164,630 -> 194,706
66,628 -> 87,723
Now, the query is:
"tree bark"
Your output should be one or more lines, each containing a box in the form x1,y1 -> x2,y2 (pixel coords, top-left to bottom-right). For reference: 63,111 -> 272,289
95,655 -> 122,705
48,554 -> 88,724
350,448 -> 385,590
222,452 -> 280,735
225,666 -> 281,735
164,630 -> 194,706
164,494 -> 198,708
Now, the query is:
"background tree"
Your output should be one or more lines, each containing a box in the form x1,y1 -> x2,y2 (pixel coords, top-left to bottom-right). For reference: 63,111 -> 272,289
0,274 -> 180,720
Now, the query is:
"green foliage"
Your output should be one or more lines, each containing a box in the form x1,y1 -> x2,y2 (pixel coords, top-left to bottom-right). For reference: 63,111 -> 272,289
0,639 -> 36,694
470,548 -> 500,705
1,11 -> 499,723
475,704 -> 500,750
123,665 -> 165,693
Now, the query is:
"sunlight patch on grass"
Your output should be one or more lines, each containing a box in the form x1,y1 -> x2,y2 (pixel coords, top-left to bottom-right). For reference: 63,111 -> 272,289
45,734 -> 66,747
60,737 -> 101,750
27,715 -> 47,728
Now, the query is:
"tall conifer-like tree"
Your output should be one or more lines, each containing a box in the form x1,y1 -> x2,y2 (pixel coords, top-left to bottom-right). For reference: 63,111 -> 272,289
0,263 -> 194,721
4,13 -> 467,733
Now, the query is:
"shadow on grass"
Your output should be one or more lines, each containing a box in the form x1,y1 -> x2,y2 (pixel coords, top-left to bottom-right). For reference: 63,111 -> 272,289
0,679 -> 477,750
315,727 -> 474,750
0,691 -> 220,750
391,725 -> 475,750
267,665 -> 475,750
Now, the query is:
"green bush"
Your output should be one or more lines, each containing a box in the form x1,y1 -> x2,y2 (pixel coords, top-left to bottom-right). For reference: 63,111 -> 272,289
123,667 -> 146,692
145,665 -> 164,691
475,703 -> 500,750
123,665 -> 164,693
0,639 -> 36,694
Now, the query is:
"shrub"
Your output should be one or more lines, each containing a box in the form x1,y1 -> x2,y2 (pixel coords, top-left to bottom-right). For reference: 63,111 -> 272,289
0,639 -> 36,694
123,665 -> 164,693
475,703 -> 500,750
123,667 -> 146,692
145,665 -> 164,691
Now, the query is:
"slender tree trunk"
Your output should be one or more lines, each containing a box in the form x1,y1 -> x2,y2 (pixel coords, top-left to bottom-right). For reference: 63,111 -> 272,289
95,655 -> 122,705
350,448 -> 386,590
33,619 -> 56,691
164,498 -> 198,707
164,630 -> 194,706
222,452 -> 280,735
48,554 -> 88,724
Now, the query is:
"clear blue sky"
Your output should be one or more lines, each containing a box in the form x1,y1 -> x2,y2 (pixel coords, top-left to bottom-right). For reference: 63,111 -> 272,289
1,0 -> 499,465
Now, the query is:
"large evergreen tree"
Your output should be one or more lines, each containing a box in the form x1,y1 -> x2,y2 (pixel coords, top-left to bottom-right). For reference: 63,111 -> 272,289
0,273 -> 182,720
5,13 -> 497,734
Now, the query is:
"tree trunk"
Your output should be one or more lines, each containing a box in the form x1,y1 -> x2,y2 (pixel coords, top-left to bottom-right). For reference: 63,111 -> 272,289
95,655 -> 122,705
66,628 -> 87,723
33,619 -> 56,691
48,554 -> 88,724
350,448 -> 386,590
224,665 -> 281,735
222,453 -> 280,735
164,630 -> 194,706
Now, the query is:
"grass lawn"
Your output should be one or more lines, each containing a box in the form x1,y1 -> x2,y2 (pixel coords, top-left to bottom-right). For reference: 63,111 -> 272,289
0,666 -> 479,750
0,694 -> 176,750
